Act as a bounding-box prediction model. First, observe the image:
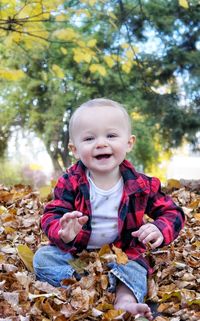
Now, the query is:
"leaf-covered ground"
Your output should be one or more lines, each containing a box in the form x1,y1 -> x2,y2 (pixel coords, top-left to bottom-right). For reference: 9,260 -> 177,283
0,182 -> 199,321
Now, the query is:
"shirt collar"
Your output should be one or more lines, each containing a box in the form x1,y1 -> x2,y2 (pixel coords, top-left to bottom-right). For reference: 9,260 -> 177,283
72,159 -> 149,195
120,160 -> 150,195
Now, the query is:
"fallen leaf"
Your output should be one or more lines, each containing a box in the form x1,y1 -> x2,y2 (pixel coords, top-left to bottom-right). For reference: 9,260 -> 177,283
17,244 -> 34,272
112,245 -> 128,264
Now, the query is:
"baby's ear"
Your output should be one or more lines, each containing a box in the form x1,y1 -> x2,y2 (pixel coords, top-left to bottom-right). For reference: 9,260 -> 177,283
68,141 -> 80,159
127,135 -> 136,152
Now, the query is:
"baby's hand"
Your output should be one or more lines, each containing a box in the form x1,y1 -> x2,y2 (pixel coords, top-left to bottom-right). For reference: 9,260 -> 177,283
131,223 -> 164,249
58,211 -> 88,244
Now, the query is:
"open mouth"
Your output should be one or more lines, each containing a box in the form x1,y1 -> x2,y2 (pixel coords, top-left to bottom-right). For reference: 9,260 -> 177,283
95,154 -> 112,160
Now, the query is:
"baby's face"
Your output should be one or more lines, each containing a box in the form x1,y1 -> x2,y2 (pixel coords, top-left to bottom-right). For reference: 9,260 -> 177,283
69,105 -> 135,176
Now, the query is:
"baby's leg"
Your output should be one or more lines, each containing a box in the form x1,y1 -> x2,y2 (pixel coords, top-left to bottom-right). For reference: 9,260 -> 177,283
114,281 -> 153,320
108,260 -> 152,320
33,245 -> 75,287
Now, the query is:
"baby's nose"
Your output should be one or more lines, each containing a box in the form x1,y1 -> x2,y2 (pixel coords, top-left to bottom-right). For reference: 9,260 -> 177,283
96,137 -> 108,148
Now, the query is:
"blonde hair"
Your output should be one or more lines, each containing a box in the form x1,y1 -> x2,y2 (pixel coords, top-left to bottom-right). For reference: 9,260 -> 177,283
69,98 -> 132,140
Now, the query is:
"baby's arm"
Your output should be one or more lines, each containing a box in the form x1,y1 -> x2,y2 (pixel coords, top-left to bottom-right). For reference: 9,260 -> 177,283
132,223 -> 164,249
132,176 -> 184,248
58,211 -> 88,243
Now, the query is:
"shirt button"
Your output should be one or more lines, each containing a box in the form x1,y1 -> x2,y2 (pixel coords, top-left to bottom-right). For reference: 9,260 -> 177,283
82,224 -> 87,230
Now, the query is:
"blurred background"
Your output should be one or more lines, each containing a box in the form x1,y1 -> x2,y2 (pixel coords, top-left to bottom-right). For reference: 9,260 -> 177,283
0,0 -> 200,191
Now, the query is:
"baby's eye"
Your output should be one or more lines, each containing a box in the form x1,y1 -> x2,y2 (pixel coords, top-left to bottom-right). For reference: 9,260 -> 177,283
107,133 -> 117,138
84,136 -> 94,141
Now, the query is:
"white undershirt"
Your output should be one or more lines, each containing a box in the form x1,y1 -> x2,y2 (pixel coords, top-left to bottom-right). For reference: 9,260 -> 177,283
86,172 -> 123,249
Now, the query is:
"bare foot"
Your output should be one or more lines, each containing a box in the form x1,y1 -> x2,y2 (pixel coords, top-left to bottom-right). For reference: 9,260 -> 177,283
114,282 -> 153,320
114,300 -> 153,320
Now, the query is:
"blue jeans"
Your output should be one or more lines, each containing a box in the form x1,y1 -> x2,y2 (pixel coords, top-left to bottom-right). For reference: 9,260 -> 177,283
33,245 -> 147,303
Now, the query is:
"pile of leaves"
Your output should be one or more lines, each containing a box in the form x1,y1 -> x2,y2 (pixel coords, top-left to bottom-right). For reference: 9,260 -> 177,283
0,182 -> 199,321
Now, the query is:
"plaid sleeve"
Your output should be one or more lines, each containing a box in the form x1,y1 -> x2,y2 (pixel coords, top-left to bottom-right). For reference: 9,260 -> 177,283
146,177 -> 185,246
40,174 -> 76,251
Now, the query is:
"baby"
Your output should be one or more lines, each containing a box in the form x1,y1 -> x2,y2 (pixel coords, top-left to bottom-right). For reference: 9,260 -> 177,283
33,98 -> 185,320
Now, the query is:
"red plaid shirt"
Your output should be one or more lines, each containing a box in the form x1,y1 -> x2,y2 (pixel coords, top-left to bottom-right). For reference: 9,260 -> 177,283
41,160 -> 184,273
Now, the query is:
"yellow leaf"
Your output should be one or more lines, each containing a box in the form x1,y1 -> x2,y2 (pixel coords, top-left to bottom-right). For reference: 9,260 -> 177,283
98,244 -> 112,257
0,69 -> 26,81
96,302 -> 113,311
73,48 -> 94,63
166,179 -> 181,190
179,0 -> 189,9
42,0 -> 64,11
104,55 -> 115,68
193,240 -> 200,248
89,64 -> 107,76
102,309 -> 124,320
39,185 -> 52,199
89,0 -> 97,5
4,32 -> 21,46
76,40 -> 86,47
132,45 -> 140,54
121,42 -> 129,49
41,71 -> 48,82
87,39 -> 97,48
121,61 -> 132,74
126,49 -> 134,59
0,29 -> 6,37
53,28 -> 78,41
112,245 -> 128,264
111,54 -> 119,62
160,290 -> 181,302
4,226 -> 16,235
55,14 -> 68,22
107,11 -> 117,20
60,47 -> 67,55
0,206 -> 8,215
131,111 -> 144,121
52,64 -> 65,79
17,244 -> 34,272
80,0 -> 97,6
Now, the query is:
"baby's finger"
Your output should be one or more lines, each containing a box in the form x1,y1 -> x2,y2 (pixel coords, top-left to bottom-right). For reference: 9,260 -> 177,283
131,230 -> 139,237
149,237 -> 163,249
142,231 -> 159,244
137,229 -> 152,243
58,228 -> 64,238
60,211 -> 82,225
78,215 -> 88,226
65,211 -> 83,219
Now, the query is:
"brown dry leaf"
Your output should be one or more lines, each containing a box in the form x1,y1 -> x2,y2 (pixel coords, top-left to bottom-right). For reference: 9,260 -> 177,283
112,244 -> 128,264
147,277 -> 159,300
154,317 -> 170,321
41,298 -> 60,317
194,212 -> 200,220
0,183 -> 200,320
100,274 -> 108,290
102,308 -> 125,320
68,257 -> 88,274
98,243 -> 112,257
158,302 -> 180,314
166,179 -> 181,190
96,302 -> 114,311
